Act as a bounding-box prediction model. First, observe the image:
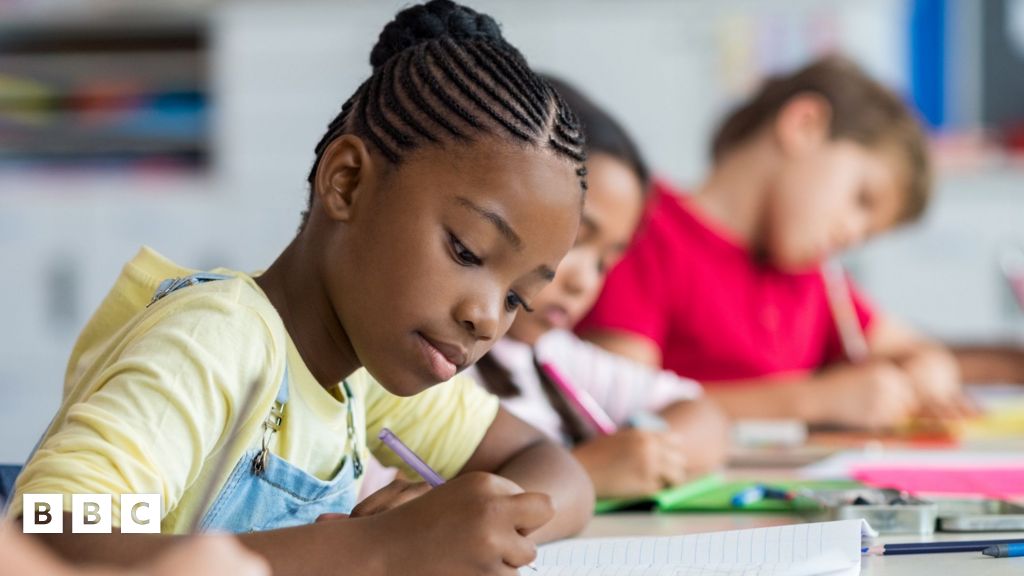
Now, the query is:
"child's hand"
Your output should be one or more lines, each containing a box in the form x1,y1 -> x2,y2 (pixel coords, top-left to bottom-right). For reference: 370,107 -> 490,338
811,361 -> 919,429
144,535 -> 270,576
365,471 -> 552,574
349,478 -> 431,517
898,347 -> 976,420
572,429 -> 687,498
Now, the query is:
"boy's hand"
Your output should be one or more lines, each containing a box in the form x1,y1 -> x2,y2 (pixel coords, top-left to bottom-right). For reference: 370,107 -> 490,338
365,471 -> 552,575
898,347 -> 976,420
812,361 -> 919,429
572,429 -> 687,498
146,535 -> 270,576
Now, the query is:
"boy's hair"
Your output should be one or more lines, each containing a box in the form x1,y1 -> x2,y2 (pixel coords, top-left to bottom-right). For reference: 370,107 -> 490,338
711,54 -> 931,223
304,0 -> 587,224
542,75 -> 650,191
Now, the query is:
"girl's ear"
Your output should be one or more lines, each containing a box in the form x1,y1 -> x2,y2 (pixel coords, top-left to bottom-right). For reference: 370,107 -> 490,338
314,135 -> 374,222
773,92 -> 833,158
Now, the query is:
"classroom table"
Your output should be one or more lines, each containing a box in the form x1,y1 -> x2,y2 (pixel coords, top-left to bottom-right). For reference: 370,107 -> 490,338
577,401 -> 1024,576
580,512 -> 1024,574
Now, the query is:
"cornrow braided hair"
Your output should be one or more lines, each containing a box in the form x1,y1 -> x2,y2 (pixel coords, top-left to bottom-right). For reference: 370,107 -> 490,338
303,0 -> 587,225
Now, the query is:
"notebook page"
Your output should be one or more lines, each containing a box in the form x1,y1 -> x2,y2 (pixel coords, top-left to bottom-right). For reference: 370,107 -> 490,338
524,519 -> 864,576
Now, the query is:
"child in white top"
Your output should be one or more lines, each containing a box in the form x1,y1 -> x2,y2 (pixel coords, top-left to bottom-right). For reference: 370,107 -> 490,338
487,329 -> 703,443
469,76 -> 730,499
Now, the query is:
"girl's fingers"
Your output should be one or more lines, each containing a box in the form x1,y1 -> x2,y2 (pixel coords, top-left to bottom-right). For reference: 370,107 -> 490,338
508,492 -> 555,536
351,479 -> 430,517
314,512 -> 349,522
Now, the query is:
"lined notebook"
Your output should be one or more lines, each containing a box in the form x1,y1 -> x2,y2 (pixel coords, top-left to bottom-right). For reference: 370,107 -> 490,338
523,519 -> 868,576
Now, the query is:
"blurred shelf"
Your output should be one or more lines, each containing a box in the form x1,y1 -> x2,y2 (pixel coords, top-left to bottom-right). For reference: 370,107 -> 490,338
0,13 -> 211,175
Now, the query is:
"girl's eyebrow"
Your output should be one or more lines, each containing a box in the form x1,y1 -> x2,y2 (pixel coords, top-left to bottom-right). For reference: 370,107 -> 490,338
455,196 -> 522,250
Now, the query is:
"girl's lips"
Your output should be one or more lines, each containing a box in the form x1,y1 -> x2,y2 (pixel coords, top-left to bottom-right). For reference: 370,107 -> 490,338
415,332 -> 460,381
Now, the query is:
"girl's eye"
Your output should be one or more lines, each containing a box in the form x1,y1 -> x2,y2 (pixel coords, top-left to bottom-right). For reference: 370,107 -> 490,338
505,291 -> 534,313
449,233 -> 482,266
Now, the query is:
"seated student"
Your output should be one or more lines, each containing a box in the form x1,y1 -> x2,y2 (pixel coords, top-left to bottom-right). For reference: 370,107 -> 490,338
9,2 -> 593,575
471,76 -> 729,499
578,55 -> 970,430
0,525 -> 269,576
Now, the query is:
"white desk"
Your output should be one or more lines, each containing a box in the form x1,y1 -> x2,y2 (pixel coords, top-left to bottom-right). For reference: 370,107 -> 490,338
580,513 -> 1024,575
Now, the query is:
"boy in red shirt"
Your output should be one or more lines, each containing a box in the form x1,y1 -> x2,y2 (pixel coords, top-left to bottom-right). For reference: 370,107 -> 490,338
578,56 -> 970,430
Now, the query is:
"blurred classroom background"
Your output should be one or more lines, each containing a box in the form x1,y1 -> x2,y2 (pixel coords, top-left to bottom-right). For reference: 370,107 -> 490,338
1,0 -> 1023,462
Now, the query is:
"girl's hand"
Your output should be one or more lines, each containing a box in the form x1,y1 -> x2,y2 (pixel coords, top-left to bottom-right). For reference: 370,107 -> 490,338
572,429 -> 687,498
364,471 -> 552,575
145,535 -> 270,576
349,478 -> 431,517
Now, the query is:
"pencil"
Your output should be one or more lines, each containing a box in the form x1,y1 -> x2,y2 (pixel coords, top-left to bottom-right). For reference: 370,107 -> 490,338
821,259 -> 869,363
539,361 -> 617,436
863,538 -> 1024,555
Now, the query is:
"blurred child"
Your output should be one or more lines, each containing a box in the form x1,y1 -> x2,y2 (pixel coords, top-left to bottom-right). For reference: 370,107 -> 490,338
9,2 -> 594,575
0,525 -> 269,576
471,76 -> 729,499
578,55 -> 970,430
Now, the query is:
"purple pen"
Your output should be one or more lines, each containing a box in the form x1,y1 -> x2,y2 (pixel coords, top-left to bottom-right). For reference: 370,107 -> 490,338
379,428 -> 539,572
378,427 -> 446,487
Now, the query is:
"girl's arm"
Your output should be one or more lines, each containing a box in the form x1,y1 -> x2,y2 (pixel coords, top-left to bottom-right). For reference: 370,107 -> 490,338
656,397 -> 730,472
24,530 -> 270,576
457,408 -> 594,543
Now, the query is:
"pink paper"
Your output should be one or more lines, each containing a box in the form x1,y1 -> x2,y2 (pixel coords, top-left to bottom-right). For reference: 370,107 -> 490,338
852,466 -> 1024,499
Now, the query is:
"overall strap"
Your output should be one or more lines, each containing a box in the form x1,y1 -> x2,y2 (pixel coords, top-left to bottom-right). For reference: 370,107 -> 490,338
149,272 -> 235,307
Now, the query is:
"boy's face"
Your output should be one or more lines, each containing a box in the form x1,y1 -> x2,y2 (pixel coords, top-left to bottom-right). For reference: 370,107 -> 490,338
506,154 -> 645,345
763,140 -> 907,270
324,138 -> 581,396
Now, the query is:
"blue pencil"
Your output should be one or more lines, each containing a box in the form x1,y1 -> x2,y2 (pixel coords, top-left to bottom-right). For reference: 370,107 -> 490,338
983,543 -> 1024,558
863,538 -> 1024,556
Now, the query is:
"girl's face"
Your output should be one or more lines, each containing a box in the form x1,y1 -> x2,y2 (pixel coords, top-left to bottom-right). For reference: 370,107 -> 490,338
320,137 -> 581,396
506,153 -> 645,345
762,140 -> 907,270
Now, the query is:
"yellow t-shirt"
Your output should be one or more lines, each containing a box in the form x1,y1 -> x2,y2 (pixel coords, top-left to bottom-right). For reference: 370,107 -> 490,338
10,247 -> 499,532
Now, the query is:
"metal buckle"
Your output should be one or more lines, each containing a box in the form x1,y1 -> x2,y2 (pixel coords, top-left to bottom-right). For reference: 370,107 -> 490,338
251,401 -> 285,475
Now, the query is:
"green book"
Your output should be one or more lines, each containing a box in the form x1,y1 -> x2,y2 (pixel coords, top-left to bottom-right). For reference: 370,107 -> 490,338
595,475 -> 862,514
594,474 -> 724,513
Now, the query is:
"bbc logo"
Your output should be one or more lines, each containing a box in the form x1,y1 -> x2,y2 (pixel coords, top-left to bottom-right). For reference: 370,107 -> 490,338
22,494 -> 162,534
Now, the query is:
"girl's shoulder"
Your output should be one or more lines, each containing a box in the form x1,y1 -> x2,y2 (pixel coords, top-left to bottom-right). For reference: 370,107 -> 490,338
67,248 -> 288,393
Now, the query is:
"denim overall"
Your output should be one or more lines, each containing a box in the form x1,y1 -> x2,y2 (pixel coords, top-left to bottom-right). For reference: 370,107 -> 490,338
149,273 -> 365,532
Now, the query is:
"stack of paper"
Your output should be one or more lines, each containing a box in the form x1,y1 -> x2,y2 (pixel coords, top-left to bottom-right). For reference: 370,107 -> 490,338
525,519 -> 868,576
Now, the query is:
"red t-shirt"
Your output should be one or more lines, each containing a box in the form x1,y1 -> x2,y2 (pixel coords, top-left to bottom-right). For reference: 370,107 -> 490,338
576,181 -> 874,385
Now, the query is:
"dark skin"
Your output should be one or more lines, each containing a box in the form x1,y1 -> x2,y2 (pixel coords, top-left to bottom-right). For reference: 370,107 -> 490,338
27,135 -> 594,576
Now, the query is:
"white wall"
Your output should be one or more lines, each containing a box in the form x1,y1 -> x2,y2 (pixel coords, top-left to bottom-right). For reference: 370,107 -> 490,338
2,0 -> 1022,462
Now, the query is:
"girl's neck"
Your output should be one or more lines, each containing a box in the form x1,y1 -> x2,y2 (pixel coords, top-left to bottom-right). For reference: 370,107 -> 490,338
691,140 -> 774,249
255,238 -> 361,390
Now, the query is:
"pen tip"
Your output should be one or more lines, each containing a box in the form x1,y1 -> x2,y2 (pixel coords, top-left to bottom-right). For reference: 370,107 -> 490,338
982,546 -> 998,557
